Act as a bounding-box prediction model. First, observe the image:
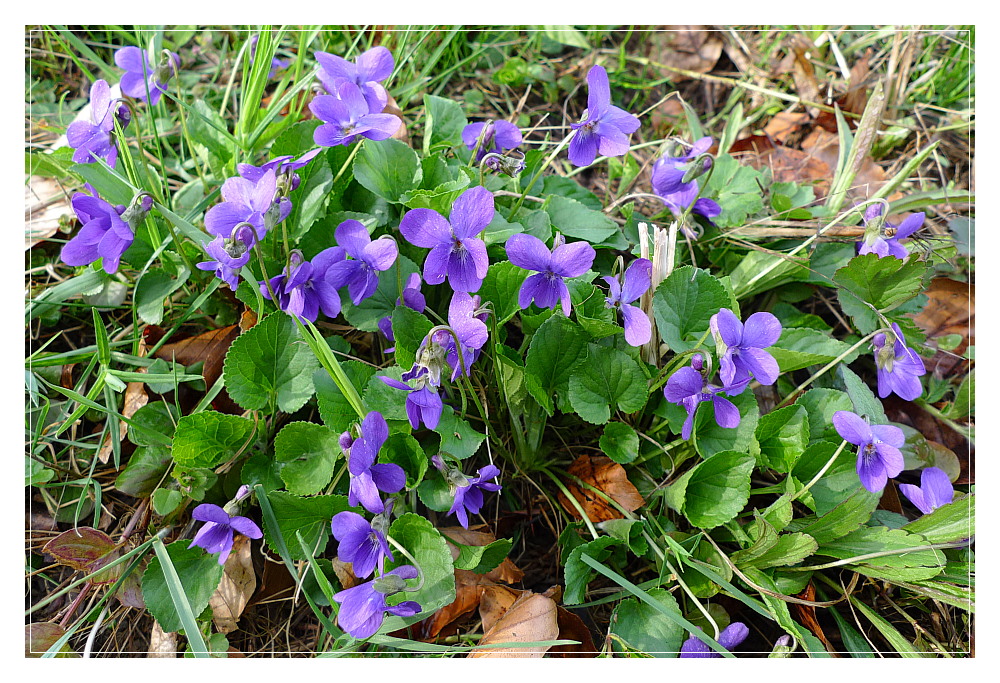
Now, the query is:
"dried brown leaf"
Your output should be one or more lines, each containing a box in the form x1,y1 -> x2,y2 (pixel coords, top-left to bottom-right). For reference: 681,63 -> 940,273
557,455 -> 644,522
913,278 -> 975,375
549,606 -> 598,658
147,621 -> 177,658
470,591 -> 559,658
646,27 -> 723,79
209,535 -> 256,634
26,623 -> 78,657
800,128 -> 886,201
763,112 -> 812,144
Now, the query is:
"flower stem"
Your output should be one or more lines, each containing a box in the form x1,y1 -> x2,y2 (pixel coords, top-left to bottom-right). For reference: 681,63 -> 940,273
510,130 -> 576,216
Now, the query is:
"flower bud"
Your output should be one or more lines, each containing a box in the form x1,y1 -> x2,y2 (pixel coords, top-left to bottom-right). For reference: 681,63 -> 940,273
372,573 -> 409,595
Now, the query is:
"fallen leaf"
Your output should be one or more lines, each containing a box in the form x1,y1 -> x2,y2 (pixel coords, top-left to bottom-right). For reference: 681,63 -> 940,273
649,98 -> 685,135
152,324 -> 239,390
209,535 -> 256,634
470,590 -> 559,658
421,569 -> 491,639
734,138 -> 833,197
785,35 -> 821,117
439,525 -> 524,583
147,621 -> 177,658
763,112 -> 812,144
43,527 -> 121,584
114,563 -> 146,609
557,455 -> 644,522
26,623 -> 77,657
912,278 -> 974,376
478,585 -> 523,634
549,606 -> 598,658
793,583 -> 835,655
800,128 -> 886,201
646,26 -> 723,79
25,177 -> 71,250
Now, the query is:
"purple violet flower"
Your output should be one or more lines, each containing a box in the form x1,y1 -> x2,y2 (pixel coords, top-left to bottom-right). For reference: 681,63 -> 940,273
311,81 -> 401,147
859,204 -> 925,259
443,292 -> 489,381
237,148 -> 322,194
60,187 -> 150,274
188,503 -> 262,566
66,80 -> 130,168
196,224 -> 256,290
462,120 -> 522,163
205,169 -> 288,241
832,410 -> 905,493
506,233 -> 596,317
899,467 -> 954,515
432,456 -> 502,528
679,622 -> 749,658
316,46 -> 394,114
379,372 -> 444,431
262,248 -> 347,323
568,65 -> 640,167
873,322 -> 926,401
651,136 -> 713,198
710,308 -> 782,394
399,186 -> 494,293
333,565 -> 421,640
324,220 -> 398,304
114,46 -> 180,106
664,365 -> 745,441
654,178 -> 722,225
343,412 -> 406,515
378,274 -> 426,352
603,258 -> 653,346
331,501 -> 394,579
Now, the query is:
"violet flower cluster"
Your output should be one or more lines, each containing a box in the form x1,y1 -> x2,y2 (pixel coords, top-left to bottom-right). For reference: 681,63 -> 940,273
333,565 -> 421,640
311,47 -> 401,147
188,485 -> 262,565
462,120 -> 522,164
603,258 -> 652,346
61,187 -> 152,274
710,308 -> 782,393
431,455 -> 502,529
67,80 -> 131,168
899,467 -> 954,515
664,355 -> 747,441
679,622 -> 749,658
114,46 -> 180,106
341,411 -> 405,515
568,65 -> 640,167
506,233 -> 596,317
873,322 -> 926,401
832,410 -> 905,493
651,136 -> 722,224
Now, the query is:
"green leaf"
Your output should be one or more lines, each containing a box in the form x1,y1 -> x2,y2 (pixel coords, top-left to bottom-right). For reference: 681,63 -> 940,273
610,588 -> 685,657
692,390 -> 760,459
680,450 -> 755,529
828,605 -> 875,657
730,252 -> 808,300
352,138 -> 422,202
448,536 -> 513,574
524,315 -> 588,416
834,252 -> 927,313
172,412 -> 256,469
568,344 -> 648,424
423,94 -> 467,154
795,487 -> 882,544
187,100 -> 234,166
391,306 -> 433,371
135,269 -> 188,325
142,541 -> 225,634
541,177 -> 602,209
703,154 -> 766,228
564,536 -> 622,605
343,255 -> 420,332
756,405 -> 809,473
115,445 -> 172,497
651,266 -> 730,353
223,313 -> 319,413
545,195 -> 618,243
791,441 -> 862,515
600,422 -> 640,464
838,364 -> 887,423
903,493 -> 974,545
271,120 -> 322,158
382,513 -> 456,627
152,488 -> 183,516
275,422 -> 339,496
287,152 -> 333,238
598,519 -> 648,556
946,370 -> 974,420
381,432 -> 428,489
769,328 -> 856,373
70,163 -> 133,206
478,261 -> 528,326
817,527 -> 945,582
738,533 -> 818,570
261,492 -> 349,561
240,451 -> 283,494
315,362 -> 376,433
434,405 -> 486,460
362,366 -> 408,422
795,389 -> 855,444
400,177 -> 470,216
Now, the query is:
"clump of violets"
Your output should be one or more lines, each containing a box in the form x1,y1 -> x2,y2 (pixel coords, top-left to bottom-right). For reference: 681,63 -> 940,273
316,46 -> 394,114
331,500 -> 394,579
462,120 -> 522,164
664,355 -> 747,440
568,65 -> 640,167
311,81 -> 401,147
188,485 -> 262,565
873,322 -> 926,401
325,219 -> 399,304
832,410 -> 905,493
899,467 -> 954,515
710,308 -> 782,394
333,565 -> 421,640
61,188 -> 152,274
432,455 -> 502,528
603,258 -> 652,346
399,186 -> 494,293
196,224 -> 256,290
858,204 -> 925,259
378,274 -> 426,352
114,46 -> 180,106
342,412 -> 405,514
651,136 -> 713,198
205,168 -> 287,241
506,233 -> 596,317
679,622 -> 749,658
67,80 -> 130,168
261,248 -> 347,323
